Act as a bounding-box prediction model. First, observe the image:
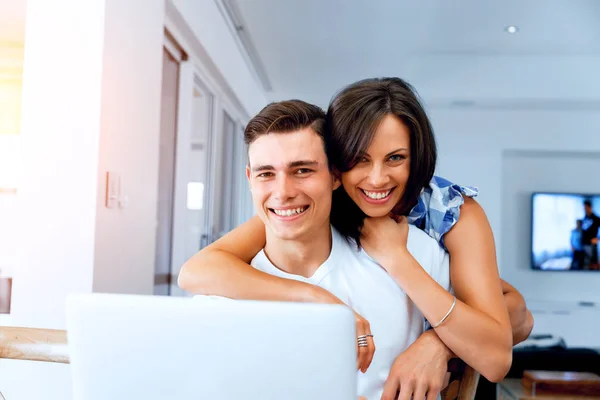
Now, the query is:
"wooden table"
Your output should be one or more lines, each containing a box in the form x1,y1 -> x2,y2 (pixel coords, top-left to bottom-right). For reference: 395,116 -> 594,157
498,379 -> 600,400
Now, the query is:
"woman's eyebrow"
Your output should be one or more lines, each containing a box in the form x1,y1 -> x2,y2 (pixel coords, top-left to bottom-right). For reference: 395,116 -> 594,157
385,148 -> 408,157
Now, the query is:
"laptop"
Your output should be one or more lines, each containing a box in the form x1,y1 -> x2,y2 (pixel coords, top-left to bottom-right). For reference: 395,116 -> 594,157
65,293 -> 357,400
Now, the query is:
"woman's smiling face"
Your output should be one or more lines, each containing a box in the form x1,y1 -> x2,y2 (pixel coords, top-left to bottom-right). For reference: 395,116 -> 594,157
340,114 -> 411,217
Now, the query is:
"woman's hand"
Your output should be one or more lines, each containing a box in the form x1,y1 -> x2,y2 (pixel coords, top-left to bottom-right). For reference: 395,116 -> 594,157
352,309 -> 376,373
500,280 -> 534,345
381,330 -> 453,400
312,288 -> 376,373
361,216 -> 409,269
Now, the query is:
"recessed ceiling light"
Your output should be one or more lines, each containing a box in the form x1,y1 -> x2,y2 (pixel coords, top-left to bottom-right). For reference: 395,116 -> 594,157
505,25 -> 519,34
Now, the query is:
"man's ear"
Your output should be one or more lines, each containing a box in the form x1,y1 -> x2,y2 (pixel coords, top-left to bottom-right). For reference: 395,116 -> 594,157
333,177 -> 342,191
246,165 -> 251,185
332,167 -> 342,190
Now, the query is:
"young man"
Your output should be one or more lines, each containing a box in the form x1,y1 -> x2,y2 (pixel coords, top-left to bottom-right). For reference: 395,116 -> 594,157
239,100 -> 453,399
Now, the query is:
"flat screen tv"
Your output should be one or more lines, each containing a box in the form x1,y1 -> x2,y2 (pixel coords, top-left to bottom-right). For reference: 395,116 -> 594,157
531,192 -> 600,271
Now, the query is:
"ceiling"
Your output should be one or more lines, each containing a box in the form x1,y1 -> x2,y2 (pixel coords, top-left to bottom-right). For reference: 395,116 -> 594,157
3,0 -> 600,108
230,0 -> 600,108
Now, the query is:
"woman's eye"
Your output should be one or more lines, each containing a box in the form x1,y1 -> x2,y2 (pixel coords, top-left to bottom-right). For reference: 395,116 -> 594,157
388,154 -> 406,162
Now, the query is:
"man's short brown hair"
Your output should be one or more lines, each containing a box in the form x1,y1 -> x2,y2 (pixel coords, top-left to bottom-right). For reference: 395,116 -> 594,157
244,100 -> 328,163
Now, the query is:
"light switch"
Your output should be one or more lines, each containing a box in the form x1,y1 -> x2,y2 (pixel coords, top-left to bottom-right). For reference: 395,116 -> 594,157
105,172 -> 120,209
118,195 -> 128,209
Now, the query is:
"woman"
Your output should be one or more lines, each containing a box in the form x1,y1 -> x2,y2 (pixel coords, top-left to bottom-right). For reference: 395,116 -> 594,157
179,78 -> 528,395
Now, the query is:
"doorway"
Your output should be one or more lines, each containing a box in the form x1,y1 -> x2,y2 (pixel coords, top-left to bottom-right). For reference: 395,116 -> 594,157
153,39 -> 183,296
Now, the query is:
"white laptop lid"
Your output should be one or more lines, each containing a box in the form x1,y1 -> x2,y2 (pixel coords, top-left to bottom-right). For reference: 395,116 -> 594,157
66,293 -> 357,400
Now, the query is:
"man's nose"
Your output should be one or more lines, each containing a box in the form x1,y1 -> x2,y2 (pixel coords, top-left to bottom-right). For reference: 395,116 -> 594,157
367,164 -> 390,187
273,175 -> 297,200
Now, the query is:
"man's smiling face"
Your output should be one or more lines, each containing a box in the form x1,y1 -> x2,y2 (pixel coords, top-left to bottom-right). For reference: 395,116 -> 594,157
246,127 -> 340,241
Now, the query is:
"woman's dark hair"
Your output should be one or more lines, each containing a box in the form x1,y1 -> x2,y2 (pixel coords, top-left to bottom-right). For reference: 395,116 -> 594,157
327,77 -> 437,245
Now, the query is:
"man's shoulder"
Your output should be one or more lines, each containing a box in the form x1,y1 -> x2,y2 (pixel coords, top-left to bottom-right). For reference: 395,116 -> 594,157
330,226 -> 355,252
250,249 -> 270,270
330,226 -> 369,267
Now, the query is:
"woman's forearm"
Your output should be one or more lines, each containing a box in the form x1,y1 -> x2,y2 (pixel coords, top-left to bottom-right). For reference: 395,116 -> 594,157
385,251 -> 512,382
178,250 -> 335,303
177,215 -> 338,304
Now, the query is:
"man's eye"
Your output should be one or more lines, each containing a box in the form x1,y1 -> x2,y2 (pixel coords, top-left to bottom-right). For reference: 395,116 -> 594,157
296,168 -> 313,175
257,172 -> 274,178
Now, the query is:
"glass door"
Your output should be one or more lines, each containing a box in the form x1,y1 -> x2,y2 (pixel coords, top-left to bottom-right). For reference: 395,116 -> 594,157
211,110 -> 236,241
210,109 -> 254,242
170,62 -> 215,297
153,47 -> 180,296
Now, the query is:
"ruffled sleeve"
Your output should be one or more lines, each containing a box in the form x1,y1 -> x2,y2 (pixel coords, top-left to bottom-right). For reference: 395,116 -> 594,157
407,176 -> 478,251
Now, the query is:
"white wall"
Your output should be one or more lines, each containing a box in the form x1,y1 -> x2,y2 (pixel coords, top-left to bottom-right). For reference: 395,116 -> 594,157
501,151 -> 600,301
91,0 -> 165,295
430,107 -> 600,346
0,192 -> 18,327
0,194 -> 18,281
10,0 -> 167,328
2,0 -> 165,398
4,0 -> 107,398
0,47 -> 23,135
12,0 -> 107,329
0,1 -> 24,327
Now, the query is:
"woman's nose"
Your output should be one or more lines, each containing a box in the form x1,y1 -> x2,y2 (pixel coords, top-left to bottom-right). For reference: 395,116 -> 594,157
367,164 -> 390,187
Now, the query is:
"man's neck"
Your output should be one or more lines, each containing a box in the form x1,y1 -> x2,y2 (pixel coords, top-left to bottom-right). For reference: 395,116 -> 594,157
263,222 -> 333,278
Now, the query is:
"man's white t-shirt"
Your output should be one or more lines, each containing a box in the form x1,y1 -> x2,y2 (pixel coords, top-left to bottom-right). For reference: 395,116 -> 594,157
250,225 -> 451,400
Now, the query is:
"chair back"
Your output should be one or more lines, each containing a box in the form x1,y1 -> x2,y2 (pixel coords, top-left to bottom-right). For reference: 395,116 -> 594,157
0,326 -> 69,364
442,359 -> 481,400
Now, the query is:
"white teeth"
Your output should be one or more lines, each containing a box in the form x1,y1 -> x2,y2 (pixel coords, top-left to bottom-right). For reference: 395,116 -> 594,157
363,189 -> 391,200
273,207 -> 307,217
